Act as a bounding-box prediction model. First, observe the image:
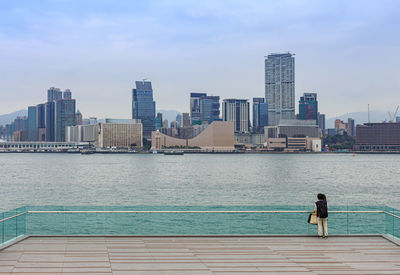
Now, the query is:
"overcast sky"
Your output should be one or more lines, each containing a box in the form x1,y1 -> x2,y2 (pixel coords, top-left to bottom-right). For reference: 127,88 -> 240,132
0,0 -> 399,118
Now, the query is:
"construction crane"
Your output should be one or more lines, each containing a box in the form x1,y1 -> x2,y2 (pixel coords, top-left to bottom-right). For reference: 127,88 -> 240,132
388,106 -> 399,122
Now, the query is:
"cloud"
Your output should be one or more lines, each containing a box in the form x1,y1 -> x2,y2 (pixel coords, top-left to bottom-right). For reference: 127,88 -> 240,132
0,0 -> 399,117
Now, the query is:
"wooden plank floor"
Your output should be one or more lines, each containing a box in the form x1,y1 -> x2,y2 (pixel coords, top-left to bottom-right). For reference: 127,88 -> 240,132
0,236 -> 399,274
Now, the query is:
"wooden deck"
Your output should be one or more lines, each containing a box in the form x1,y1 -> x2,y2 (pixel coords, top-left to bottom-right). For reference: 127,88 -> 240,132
0,236 -> 399,274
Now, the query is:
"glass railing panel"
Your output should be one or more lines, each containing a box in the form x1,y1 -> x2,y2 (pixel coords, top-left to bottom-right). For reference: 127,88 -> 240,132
0,212 -> 3,245
27,206 -> 66,235
16,206 -> 26,238
2,209 -> 17,244
16,205 -> 400,237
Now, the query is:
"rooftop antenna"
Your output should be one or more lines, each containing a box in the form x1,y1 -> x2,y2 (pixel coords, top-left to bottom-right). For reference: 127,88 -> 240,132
368,104 -> 370,123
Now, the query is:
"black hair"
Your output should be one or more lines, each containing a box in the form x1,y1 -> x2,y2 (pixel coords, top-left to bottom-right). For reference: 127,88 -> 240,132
317,193 -> 324,200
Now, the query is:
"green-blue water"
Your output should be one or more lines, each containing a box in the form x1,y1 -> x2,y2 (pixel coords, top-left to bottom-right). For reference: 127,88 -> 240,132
1,153 -> 399,245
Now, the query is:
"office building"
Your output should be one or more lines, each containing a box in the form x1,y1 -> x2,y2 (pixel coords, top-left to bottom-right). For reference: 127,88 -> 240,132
75,110 -> 82,125
354,123 -> 400,151
252,98 -> 268,133
200,96 -> 220,124
265,119 -> 319,139
176,114 -> 182,127
55,99 -> 76,141
97,122 -> 142,148
397,116 -> 400,123
155,113 -> 163,130
47,87 -> 62,102
318,113 -> 326,130
265,53 -> 295,125
63,89 -> 72,99
132,81 -> 156,138
222,99 -> 250,133
347,118 -> 355,136
45,101 -> 55,141
35,103 -> 46,141
27,106 -> 37,141
190,93 -> 207,124
182,113 -> 190,127
299,93 -> 318,123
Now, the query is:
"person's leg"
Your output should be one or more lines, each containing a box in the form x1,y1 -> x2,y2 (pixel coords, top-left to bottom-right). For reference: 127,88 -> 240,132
323,218 -> 328,237
317,217 -> 323,236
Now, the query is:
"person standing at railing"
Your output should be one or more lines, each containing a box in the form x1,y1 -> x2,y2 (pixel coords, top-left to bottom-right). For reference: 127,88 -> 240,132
315,193 -> 328,238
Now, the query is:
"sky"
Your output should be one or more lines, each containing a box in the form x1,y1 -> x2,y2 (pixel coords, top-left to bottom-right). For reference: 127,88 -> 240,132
0,0 -> 399,119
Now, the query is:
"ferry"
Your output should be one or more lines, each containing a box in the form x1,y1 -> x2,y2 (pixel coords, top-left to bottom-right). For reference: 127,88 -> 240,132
163,150 -> 184,155
81,149 -> 95,155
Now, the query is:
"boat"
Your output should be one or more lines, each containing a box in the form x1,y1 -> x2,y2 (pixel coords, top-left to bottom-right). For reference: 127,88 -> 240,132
163,150 -> 184,155
81,149 -> 95,155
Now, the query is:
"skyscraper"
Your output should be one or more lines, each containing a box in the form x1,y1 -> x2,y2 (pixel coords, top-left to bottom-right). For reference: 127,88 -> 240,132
252,98 -> 268,133
45,101 -> 55,141
55,99 -> 76,141
155,113 -> 163,130
222,99 -> 249,133
265,53 -> 295,125
27,106 -> 37,141
347,118 -> 355,136
299,93 -> 318,123
47,87 -> 62,102
200,96 -> 220,124
190,93 -> 207,124
318,113 -> 326,130
63,89 -> 72,99
182,113 -> 190,127
132,81 -> 156,138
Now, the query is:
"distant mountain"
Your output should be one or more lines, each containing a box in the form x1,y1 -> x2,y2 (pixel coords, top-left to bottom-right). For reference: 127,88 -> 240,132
157,109 -> 182,124
0,109 -> 28,126
326,111 -> 390,128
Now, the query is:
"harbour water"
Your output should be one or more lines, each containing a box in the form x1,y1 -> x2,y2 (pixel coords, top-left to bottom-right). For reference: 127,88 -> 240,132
0,153 -> 399,210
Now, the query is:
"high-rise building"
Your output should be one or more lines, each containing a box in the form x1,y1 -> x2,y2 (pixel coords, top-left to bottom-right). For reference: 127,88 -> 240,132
265,53 -> 295,126
63,89 -> 72,99
190,93 -> 207,124
132,81 -> 156,138
222,99 -> 250,133
318,113 -> 326,130
36,103 -> 46,130
176,114 -> 182,127
347,118 -> 355,136
396,116 -> 400,123
47,87 -> 62,102
155,113 -> 163,130
55,99 -> 76,141
75,110 -> 82,125
182,113 -> 190,127
27,106 -> 37,141
200,96 -> 220,124
299,93 -> 318,123
252,98 -> 268,133
45,101 -> 55,141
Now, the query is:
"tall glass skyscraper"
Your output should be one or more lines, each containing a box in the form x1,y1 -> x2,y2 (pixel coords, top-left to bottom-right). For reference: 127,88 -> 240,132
132,81 -> 156,138
299,93 -> 318,123
27,106 -> 37,141
200,96 -> 220,124
265,53 -> 295,126
222,99 -> 249,133
55,99 -> 76,141
252,98 -> 268,133
190,93 -> 207,124
47,87 -> 62,102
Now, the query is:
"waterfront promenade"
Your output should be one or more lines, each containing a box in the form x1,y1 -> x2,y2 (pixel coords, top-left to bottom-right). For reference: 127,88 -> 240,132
0,236 -> 399,274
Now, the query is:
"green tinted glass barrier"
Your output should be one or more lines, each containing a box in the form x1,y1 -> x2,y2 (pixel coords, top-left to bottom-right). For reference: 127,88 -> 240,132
1,206 -> 399,247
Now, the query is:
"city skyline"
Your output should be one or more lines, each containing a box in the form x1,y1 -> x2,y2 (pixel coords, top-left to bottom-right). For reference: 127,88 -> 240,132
1,1 -> 400,118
